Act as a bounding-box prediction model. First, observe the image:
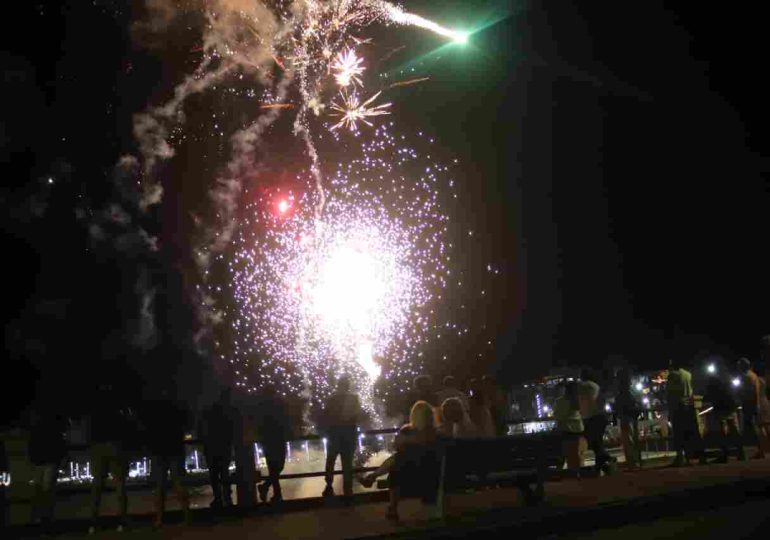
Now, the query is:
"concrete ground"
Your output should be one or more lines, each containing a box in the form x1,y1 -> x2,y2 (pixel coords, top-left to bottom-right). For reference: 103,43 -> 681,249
8,454 -> 770,539
6,448 -> 675,525
558,499 -> 770,540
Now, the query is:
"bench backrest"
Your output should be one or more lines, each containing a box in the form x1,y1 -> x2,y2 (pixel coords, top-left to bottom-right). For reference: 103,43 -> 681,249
441,432 -> 563,478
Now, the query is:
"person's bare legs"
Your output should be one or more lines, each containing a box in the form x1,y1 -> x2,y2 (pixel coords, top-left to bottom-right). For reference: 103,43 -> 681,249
361,455 -> 395,487
170,459 -> 191,524
153,456 -> 167,528
758,425 -> 770,456
340,437 -> 355,497
323,443 -> 339,495
620,421 -> 636,468
386,486 -> 399,519
89,448 -> 107,525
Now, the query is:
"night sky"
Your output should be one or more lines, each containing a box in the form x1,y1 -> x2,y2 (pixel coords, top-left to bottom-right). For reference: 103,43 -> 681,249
1,0 -> 767,416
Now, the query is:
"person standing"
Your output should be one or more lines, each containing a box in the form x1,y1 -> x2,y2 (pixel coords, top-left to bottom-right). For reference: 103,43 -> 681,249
0,438 -> 7,529
554,381 -> 587,477
322,375 -> 362,499
28,403 -> 69,530
481,375 -> 507,436
233,394 -> 258,509
404,375 -> 438,420
256,388 -> 291,504
142,387 -> 191,529
666,359 -> 705,467
614,369 -> 643,470
467,379 -> 495,438
761,336 -> 770,397
704,373 -> 745,462
578,369 -> 615,474
436,376 -> 470,414
736,357 -> 770,458
200,388 -> 235,510
88,382 -> 131,534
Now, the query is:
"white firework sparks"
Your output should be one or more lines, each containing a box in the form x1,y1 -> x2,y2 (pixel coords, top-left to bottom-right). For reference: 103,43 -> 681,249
222,125 -> 454,414
329,91 -> 392,132
331,48 -> 365,87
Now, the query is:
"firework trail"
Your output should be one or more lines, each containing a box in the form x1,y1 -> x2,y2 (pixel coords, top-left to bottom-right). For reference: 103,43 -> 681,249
387,76 -> 430,89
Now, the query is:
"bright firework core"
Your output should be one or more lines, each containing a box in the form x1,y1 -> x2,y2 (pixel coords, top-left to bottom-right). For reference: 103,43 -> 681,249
305,238 -> 390,380
290,215 -> 416,395
277,199 -> 291,214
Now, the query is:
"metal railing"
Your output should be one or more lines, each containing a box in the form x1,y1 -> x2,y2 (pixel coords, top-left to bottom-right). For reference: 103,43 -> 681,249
1,402 -> 753,493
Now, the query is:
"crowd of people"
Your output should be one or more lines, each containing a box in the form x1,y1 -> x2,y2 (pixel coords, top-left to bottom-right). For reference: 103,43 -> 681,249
0,371 -> 507,531
552,336 -> 770,478
3,335 -> 770,530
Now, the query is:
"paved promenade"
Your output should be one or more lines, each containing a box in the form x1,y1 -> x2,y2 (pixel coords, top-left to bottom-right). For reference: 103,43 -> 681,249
8,456 -> 770,539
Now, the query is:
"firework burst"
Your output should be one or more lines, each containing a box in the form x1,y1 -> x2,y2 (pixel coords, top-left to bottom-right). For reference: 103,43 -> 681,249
220,124 -> 454,416
331,48 -> 365,88
329,90 -> 392,132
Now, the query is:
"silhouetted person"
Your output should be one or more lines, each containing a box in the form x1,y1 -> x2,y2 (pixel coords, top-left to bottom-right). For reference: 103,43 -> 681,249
142,387 -> 191,528
322,374 -> 362,498
554,381 -> 586,477
437,397 -> 476,438
233,395 -> 258,508
704,373 -> 744,462
578,368 -> 615,474
614,369 -> 642,469
436,376 -> 469,414
386,401 -> 440,521
256,388 -> 291,504
482,375 -> 507,436
404,375 -> 437,419
200,388 -> 235,509
667,359 -> 705,466
88,382 -> 131,534
28,402 -> 69,529
761,336 -> 770,397
467,378 -> 495,438
736,357 -> 770,457
0,438 -> 7,529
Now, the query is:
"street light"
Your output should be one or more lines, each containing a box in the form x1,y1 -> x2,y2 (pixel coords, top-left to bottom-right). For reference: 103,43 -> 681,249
635,382 -> 644,392
732,377 -> 742,388
706,363 -> 716,374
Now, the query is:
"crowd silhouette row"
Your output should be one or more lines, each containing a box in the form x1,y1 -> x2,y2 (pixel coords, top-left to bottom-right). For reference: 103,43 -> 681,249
2,335 -> 770,531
